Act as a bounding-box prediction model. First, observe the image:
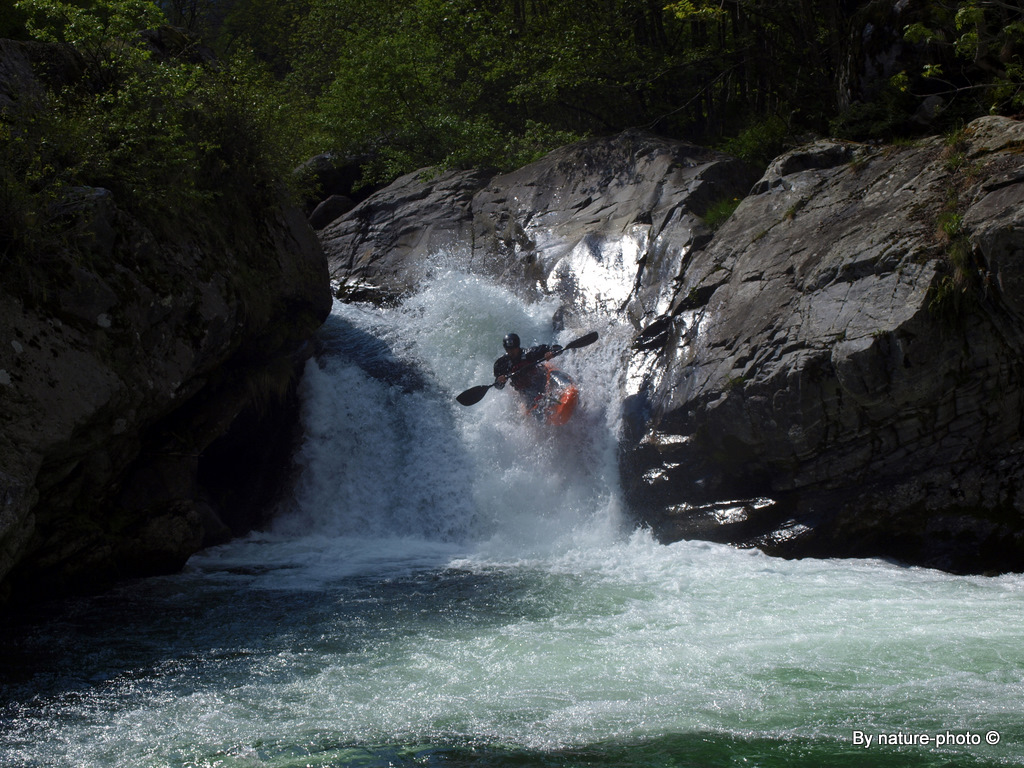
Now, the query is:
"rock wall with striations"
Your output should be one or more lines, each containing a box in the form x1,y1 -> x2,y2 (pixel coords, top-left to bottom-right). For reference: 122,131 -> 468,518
624,117 -> 1024,574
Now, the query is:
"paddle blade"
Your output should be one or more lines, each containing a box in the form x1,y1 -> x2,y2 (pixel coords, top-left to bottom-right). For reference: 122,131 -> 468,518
456,384 -> 492,406
562,330 -> 598,352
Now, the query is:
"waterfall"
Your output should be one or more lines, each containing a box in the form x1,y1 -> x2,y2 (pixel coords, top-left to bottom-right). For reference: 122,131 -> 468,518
181,256 -> 635,588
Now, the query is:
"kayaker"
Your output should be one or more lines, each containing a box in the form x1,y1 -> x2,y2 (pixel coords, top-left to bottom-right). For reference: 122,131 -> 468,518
493,333 -> 562,402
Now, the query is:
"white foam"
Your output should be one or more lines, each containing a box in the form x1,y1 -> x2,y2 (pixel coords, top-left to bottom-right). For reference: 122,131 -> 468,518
7,253 -> 1024,767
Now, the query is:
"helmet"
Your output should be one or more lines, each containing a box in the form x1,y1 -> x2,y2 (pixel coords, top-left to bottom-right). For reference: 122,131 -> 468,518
502,333 -> 521,351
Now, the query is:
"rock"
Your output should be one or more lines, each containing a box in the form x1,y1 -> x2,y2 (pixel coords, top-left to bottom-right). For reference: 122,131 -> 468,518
0,48 -> 332,607
0,196 -> 330,606
913,94 -> 946,126
0,38 -> 82,111
322,131 -> 757,314
0,39 -> 43,110
321,167 -> 494,300
623,116 -> 1024,574
309,194 -> 355,230
470,130 -> 757,317
296,152 -> 374,214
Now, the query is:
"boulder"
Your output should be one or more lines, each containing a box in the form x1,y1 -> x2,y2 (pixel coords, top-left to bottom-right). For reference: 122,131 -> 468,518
623,117 -> 1024,574
310,194 -> 355,230
322,131 -> 757,312
0,187 -> 331,606
321,167 -> 493,301
469,130 -> 757,317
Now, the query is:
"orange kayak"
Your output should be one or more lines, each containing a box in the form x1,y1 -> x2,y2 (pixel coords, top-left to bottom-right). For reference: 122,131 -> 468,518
527,367 -> 579,425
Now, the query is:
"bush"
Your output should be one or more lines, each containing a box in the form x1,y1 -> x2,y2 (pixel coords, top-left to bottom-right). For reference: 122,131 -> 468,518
702,195 -> 743,231
718,115 -> 791,168
3,0 -> 311,252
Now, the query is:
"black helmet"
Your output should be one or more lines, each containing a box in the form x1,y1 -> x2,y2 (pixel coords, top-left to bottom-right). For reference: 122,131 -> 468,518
502,333 -> 521,351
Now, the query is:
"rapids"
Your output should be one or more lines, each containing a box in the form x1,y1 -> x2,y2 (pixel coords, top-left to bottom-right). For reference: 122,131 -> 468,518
2,261 -> 1022,768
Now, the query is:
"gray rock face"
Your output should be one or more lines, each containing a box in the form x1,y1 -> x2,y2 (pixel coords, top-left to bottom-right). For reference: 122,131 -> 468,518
321,132 -> 756,314
470,131 -> 757,319
320,168 -> 493,301
625,117 -> 1024,574
0,38 -> 334,607
0,191 -> 331,605
0,136 -> 331,606
322,118 -> 1024,574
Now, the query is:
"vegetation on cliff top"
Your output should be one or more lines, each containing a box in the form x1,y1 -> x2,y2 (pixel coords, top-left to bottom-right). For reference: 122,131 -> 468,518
193,0 -> 1024,176
1,0 -> 1023,264
1,0 -> 303,269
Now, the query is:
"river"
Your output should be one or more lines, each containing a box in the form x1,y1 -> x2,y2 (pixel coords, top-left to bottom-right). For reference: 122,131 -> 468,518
2,261 -> 1022,767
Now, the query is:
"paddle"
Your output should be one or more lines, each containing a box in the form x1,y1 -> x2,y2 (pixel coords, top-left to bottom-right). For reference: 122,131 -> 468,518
456,331 -> 599,406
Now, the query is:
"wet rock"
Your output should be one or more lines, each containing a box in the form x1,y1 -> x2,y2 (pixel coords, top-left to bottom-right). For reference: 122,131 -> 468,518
623,116 -> 1024,574
323,131 -> 757,318
470,130 -> 757,319
321,167 -> 493,299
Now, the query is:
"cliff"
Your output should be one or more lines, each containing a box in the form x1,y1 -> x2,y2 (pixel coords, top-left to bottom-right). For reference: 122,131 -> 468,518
321,118 -> 1024,574
624,117 -> 1024,574
0,40 -> 332,606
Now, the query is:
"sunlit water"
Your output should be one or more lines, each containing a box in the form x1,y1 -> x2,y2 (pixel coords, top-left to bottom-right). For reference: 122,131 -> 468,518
2,259 -> 1023,768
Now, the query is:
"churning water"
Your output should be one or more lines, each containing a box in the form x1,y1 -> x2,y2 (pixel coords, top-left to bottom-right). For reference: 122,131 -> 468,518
2,260 -> 1023,767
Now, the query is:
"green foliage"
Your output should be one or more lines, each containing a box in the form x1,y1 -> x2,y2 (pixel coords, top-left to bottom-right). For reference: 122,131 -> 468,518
6,0 -> 1023,237
2,0 -> 310,263
0,102 -> 66,263
939,211 -> 964,240
702,196 -> 743,231
665,0 -> 728,22
291,0 -> 836,182
217,0 -> 308,75
928,154 -> 983,323
717,115 -> 791,168
904,21 -> 943,46
155,0 -> 216,34
902,1 -> 1024,115
831,79 -> 919,142
304,0 -> 595,182
18,0 -> 164,88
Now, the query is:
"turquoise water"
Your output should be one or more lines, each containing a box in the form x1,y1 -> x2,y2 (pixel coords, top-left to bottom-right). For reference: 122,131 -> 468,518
2,265 -> 1023,767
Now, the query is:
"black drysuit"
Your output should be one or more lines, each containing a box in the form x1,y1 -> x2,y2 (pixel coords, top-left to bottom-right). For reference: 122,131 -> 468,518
493,344 -> 560,401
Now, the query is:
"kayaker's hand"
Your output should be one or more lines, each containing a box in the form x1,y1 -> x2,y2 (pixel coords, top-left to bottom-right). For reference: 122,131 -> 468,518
494,375 -> 507,389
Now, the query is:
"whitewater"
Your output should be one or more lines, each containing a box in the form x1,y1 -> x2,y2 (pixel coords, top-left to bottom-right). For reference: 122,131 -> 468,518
2,259 -> 1023,767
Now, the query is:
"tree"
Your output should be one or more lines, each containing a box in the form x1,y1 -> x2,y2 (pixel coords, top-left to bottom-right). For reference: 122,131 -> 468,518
4,0 -> 309,246
913,1 -> 1024,114
156,0 -> 216,34
17,0 -> 165,88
